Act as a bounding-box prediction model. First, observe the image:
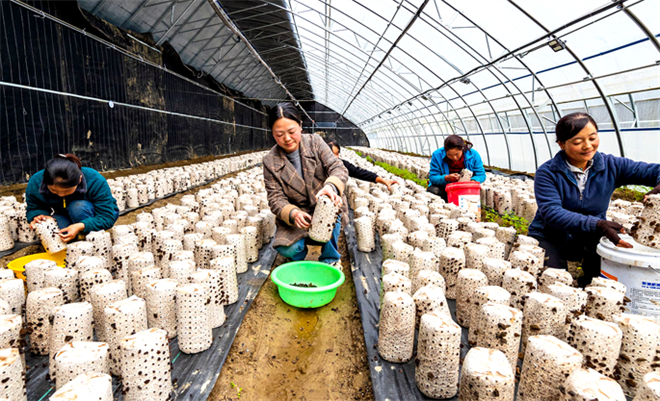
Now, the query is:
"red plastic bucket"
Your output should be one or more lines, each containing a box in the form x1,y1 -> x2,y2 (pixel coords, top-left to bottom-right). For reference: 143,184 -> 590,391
446,182 -> 482,221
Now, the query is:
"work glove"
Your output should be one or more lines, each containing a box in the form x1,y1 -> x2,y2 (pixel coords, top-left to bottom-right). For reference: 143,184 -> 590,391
596,220 -> 631,248
645,183 -> 660,201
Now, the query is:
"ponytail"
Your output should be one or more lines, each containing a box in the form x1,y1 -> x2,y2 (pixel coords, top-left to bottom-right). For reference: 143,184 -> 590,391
44,154 -> 82,187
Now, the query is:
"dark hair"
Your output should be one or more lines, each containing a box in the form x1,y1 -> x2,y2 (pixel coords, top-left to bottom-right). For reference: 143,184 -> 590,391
444,135 -> 473,151
268,102 -> 302,130
326,140 -> 340,152
43,154 -> 82,188
555,112 -> 598,142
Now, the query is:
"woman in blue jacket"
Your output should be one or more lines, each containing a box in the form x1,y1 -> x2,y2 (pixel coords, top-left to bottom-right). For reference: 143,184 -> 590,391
530,112 -> 660,287
428,135 -> 486,201
26,154 -> 119,242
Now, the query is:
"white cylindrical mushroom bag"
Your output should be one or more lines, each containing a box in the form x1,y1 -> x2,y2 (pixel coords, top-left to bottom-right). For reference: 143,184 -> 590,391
176,284 -> 212,354
308,196 -> 339,243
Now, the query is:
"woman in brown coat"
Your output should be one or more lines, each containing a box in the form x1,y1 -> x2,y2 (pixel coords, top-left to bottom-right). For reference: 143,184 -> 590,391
263,102 -> 348,265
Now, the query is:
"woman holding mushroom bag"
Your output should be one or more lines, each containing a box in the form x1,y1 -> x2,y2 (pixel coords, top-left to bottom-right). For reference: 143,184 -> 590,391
427,135 -> 487,202
263,103 -> 349,267
530,112 -> 660,287
26,154 -> 119,242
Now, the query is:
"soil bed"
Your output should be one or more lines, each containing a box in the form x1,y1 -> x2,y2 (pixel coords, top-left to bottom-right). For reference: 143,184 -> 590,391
290,282 -> 318,288
209,237 -> 373,401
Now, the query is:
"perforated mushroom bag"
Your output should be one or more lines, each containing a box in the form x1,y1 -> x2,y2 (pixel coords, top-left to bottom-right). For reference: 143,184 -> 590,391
631,194 -> 660,249
26,287 -> 64,355
89,280 -> 127,343
34,219 -> 67,254
517,335 -> 583,401
561,368 -> 625,401
190,269 -> 226,328
455,269 -> 488,327
415,312 -> 461,399
49,302 -> 94,381
612,313 -> 660,398
458,347 -> 515,401
471,302 -> 522,369
0,348 -> 26,401
521,292 -> 567,353
567,315 -> 622,378
103,295 -> 148,375
145,279 -> 178,339
378,292 -> 415,363
120,328 -> 172,401
53,341 -> 109,390
24,259 -> 57,293
439,247 -> 466,299
633,371 -> 660,401
176,284 -> 212,354
309,196 -> 340,243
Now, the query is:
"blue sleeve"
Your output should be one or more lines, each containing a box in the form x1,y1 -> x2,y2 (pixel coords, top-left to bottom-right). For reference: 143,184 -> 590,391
80,172 -> 118,233
429,152 -> 446,186
611,155 -> 660,189
469,150 -> 487,183
534,167 -> 599,234
25,175 -> 51,223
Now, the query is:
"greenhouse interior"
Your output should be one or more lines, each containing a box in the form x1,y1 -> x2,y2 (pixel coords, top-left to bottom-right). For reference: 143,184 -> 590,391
0,0 -> 659,400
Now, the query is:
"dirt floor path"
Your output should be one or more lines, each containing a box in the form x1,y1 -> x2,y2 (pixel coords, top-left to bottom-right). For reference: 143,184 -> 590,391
209,239 -> 373,401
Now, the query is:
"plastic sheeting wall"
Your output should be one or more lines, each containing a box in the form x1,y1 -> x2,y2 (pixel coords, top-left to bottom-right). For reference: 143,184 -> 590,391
0,1 -> 272,185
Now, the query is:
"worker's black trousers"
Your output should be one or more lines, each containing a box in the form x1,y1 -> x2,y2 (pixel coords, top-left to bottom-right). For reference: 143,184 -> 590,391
535,233 -> 602,287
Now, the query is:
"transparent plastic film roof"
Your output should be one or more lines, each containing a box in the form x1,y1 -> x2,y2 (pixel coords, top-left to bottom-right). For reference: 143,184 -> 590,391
286,0 -> 660,172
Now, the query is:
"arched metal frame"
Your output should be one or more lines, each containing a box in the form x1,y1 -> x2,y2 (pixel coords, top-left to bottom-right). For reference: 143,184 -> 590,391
282,0 -> 659,170
79,0 -> 660,169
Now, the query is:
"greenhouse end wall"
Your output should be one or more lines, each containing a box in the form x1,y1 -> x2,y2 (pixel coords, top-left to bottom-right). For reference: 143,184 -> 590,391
0,1 -> 368,186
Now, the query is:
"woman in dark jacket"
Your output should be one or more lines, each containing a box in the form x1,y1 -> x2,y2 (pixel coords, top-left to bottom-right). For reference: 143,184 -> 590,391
428,135 -> 486,201
26,154 -> 119,242
326,141 -> 399,192
529,112 -> 660,286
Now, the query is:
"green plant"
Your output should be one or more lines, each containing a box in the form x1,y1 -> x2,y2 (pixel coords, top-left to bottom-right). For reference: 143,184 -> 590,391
230,382 -> 243,398
373,160 -> 429,187
481,207 -> 530,235
613,186 -> 648,203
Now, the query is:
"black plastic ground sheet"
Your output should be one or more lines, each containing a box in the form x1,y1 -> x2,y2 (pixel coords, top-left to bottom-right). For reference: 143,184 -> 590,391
344,208 -> 635,401
344,209 -> 465,401
25,240 -> 277,401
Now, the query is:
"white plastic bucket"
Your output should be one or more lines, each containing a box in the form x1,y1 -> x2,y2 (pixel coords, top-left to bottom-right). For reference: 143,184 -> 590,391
597,234 -> 660,322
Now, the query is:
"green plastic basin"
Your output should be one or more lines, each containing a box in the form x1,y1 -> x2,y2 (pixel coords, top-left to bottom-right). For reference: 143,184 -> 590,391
271,261 -> 345,308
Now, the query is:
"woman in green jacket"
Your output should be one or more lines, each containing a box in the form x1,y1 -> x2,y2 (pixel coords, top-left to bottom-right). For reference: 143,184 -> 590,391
26,154 -> 119,242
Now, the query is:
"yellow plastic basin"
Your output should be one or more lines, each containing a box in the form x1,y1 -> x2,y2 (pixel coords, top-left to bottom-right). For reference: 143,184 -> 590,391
6,250 -> 66,281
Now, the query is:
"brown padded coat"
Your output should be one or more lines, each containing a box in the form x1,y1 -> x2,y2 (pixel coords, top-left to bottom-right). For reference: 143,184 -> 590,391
263,133 -> 349,248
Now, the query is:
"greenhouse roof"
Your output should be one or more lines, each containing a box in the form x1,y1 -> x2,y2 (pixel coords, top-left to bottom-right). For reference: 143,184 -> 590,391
79,0 -> 660,172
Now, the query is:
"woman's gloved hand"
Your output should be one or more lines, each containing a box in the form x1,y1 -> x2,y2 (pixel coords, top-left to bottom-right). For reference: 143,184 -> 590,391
596,220 -> 632,248
644,183 -> 660,202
